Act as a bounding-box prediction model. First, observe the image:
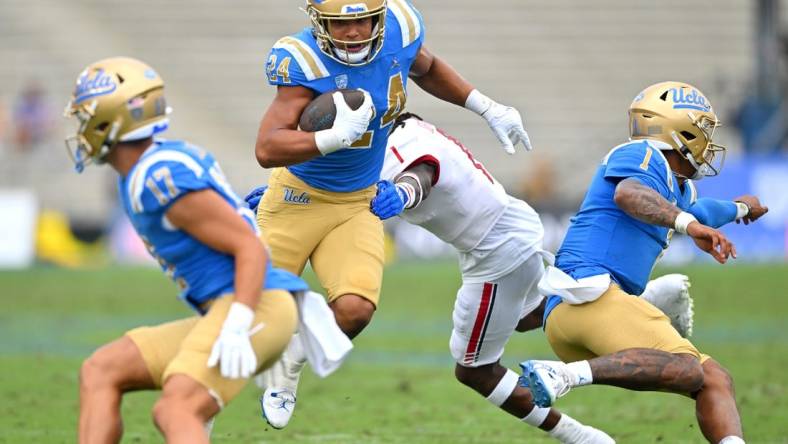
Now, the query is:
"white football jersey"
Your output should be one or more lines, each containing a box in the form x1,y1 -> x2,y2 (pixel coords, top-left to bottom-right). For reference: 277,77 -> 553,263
381,118 -> 539,255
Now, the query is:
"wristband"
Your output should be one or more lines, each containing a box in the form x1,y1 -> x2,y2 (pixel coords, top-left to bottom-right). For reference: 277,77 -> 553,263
464,89 -> 493,116
674,211 -> 698,234
314,129 -> 343,155
397,171 -> 425,208
395,182 -> 417,209
734,201 -> 750,219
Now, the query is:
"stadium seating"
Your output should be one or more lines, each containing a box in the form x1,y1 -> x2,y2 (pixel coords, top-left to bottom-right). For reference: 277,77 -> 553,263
0,0 -> 763,222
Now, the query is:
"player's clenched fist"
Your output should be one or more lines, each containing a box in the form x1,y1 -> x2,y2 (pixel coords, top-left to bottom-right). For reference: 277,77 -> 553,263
314,89 -> 374,155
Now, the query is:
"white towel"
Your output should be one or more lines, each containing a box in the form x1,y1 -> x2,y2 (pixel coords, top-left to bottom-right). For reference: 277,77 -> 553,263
294,291 -> 353,378
538,266 -> 611,305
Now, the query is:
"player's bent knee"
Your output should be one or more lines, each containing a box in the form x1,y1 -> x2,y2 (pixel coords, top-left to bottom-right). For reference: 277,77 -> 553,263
454,363 -> 508,397
80,344 -> 130,390
454,363 -> 482,388
671,353 -> 705,393
701,360 -> 735,393
331,294 -> 376,338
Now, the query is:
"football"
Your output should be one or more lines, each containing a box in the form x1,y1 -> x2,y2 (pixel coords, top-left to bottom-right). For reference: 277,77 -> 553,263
298,88 -> 366,132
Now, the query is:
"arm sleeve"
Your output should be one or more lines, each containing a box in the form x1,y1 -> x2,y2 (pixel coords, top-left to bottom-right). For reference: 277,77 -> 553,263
687,198 -> 738,228
604,145 -> 672,199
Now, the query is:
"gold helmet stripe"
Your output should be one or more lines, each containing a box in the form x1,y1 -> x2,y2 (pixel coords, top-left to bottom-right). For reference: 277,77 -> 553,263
388,0 -> 421,47
129,150 -> 205,213
273,37 -> 330,81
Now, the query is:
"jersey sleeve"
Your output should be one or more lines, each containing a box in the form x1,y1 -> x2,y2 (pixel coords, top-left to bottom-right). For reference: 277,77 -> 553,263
603,144 -> 673,199
387,0 -> 425,49
128,151 -> 210,214
266,36 -> 330,87
382,122 -> 440,184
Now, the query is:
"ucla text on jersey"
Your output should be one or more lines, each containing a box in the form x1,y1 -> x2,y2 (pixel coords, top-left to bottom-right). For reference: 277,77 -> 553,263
556,139 -> 697,296
119,140 -> 308,313
266,0 -> 424,192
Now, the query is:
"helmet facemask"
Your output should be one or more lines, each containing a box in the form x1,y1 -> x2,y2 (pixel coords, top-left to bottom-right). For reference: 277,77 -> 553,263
306,1 -> 386,66
63,99 -> 120,173
670,112 -> 726,180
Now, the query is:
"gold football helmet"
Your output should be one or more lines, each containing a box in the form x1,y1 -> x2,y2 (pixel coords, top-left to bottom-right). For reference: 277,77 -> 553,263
63,57 -> 170,172
629,81 -> 726,178
305,0 -> 387,66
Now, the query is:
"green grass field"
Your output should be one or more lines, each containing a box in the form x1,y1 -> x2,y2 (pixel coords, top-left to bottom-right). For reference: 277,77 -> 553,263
1,261 -> 787,443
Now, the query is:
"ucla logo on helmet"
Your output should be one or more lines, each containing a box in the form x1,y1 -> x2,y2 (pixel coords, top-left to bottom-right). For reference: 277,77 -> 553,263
671,88 -> 711,112
342,4 -> 368,13
74,68 -> 117,104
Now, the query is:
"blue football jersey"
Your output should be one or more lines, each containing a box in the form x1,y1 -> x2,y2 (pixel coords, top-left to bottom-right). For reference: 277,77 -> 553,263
555,139 -> 697,296
119,139 -> 308,313
265,0 -> 425,192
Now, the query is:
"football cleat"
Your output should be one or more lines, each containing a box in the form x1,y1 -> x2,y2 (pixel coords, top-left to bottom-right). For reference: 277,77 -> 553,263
256,333 -> 305,429
260,388 -> 297,429
520,360 -> 573,408
641,274 -> 694,337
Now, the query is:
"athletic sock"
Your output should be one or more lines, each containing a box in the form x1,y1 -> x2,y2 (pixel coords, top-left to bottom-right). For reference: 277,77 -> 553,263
548,414 -> 585,442
567,360 -> 593,386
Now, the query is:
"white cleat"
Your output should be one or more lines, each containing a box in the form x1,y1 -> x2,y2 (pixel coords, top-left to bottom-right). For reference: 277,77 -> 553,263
520,360 -> 573,408
256,333 -> 306,429
641,274 -> 694,337
260,387 -> 296,429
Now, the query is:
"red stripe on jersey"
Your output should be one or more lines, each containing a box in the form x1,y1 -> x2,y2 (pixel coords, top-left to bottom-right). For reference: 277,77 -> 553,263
464,282 -> 494,364
389,146 -> 405,163
435,127 -> 494,184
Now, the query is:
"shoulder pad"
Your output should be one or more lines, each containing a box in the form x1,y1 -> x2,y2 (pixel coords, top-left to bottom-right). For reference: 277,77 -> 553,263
388,0 -> 424,48
603,141 -> 674,193
269,35 -> 330,84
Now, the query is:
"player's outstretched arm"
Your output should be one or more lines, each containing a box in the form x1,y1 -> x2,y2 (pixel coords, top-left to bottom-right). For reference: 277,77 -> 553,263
166,189 -> 266,378
409,46 -> 531,154
614,178 -> 736,263
687,196 -> 768,228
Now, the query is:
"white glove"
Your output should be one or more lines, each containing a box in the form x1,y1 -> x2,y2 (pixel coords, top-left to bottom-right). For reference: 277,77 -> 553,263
314,89 -> 374,155
465,89 -> 532,154
207,302 -> 258,379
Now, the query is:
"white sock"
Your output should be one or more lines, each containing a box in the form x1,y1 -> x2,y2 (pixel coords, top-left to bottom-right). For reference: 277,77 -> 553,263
719,436 -> 745,444
548,414 -> 584,442
566,360 -> 593,386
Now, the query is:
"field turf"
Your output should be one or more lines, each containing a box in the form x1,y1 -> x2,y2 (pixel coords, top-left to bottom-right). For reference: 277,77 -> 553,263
1,261 -> 786,443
